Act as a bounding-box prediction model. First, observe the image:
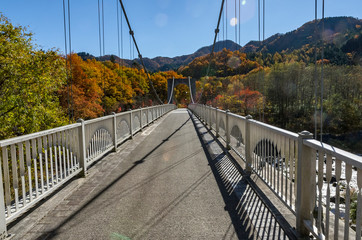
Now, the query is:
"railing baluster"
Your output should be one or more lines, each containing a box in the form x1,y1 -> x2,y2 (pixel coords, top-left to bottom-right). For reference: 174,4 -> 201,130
344,163 -> 352,239
2,147 -> 11,216
31,139 -> 38,198
69,130 -> 74,173
43,136 -> 49,191
356,169 -> 362,240
37,138 -> 44,194
325,154 -> 333,239
18,142 -> 26,207
57,132 -> 63,181
49,135 -> 54,187
11,145 -> 19,211
0,147 -> 7,237
66,131 -> 70,177
62,131 -> 67,178
334,159 -> 341,240
317,150 -> 324,234
25,141 -> 32,202
289,138 -> 294,207
284,137 -> 289,203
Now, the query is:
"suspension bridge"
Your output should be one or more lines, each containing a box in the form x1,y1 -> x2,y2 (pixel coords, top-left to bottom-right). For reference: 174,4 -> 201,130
0,0 -> 362,239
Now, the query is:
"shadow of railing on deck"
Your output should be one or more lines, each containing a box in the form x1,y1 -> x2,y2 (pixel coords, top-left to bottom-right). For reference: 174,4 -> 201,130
189,110 -> 294,240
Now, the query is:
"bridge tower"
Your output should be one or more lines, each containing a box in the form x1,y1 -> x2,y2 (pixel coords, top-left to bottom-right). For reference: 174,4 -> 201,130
167,77 -> 196,104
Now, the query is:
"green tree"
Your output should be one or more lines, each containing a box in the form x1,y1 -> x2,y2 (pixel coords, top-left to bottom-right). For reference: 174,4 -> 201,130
0,14 -> 67,139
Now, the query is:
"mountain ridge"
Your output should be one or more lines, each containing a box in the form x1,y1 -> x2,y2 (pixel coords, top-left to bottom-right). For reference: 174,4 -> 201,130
78,16 -> 361,71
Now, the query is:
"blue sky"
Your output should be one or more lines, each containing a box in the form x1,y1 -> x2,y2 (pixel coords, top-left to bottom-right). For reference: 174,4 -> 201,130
1,0 -> 361,59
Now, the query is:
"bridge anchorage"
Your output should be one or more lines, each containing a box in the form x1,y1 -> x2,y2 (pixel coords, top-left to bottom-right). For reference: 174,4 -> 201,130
167,77 -> 196,104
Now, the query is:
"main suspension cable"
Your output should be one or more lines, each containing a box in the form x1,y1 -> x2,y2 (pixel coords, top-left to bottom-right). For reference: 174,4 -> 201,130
118,0 -> 163,105
195,0 -> 225,104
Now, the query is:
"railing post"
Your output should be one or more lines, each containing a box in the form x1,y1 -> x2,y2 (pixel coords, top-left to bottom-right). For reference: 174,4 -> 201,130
140,107 -> 143,131
112,112 -> 117,151
226,110 -> 231,149
208,106 -> 211,127
296,130 -> 314,238
202,105 -> 205,123
205,105 -> 208,126
215,107 -> 219,137
0,159 -> 7,238
146,107 -> 149,126
129,109 -> 133,139
245,115 -> 253,174
77,119 -> 87,177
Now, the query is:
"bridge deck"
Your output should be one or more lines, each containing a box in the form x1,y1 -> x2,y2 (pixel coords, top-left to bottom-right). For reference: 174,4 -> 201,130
9,109 -> 294,240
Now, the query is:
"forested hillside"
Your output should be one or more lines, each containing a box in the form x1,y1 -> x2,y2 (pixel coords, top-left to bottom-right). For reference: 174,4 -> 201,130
0,14 -> 181,140
181,17 -> 362,153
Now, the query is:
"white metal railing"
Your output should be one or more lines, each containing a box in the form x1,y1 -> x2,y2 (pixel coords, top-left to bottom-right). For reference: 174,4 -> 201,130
189,103 -> 362,239
0,104 -> 176,238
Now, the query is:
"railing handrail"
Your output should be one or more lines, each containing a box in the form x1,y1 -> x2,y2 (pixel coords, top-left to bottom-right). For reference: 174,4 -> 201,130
0,123 -> 81,147
249,119 -> 299,141
304,138 -> 362,169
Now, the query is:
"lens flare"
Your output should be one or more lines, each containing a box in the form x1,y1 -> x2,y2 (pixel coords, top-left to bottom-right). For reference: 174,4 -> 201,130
242,0 -> 246,5
230,17 -> 238,27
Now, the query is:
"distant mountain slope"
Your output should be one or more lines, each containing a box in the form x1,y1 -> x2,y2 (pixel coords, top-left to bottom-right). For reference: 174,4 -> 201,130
78,40 -> 241,72
242,16 -> 362,53
78,16 -> 361,71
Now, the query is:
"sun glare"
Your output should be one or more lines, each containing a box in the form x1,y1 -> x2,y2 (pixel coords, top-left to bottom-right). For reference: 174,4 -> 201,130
230,17 -> 237,27
242,0 -> 246,5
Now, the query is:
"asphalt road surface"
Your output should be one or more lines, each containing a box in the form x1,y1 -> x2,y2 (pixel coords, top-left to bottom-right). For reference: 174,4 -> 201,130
12,108 -> 256,240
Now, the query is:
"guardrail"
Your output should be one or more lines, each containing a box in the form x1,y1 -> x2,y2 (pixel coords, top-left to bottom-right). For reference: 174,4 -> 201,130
189,103 -> 362,239
0,104 -> 176,238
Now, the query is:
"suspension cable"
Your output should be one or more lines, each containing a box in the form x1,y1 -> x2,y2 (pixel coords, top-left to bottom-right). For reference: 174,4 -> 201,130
262,0 -> 265,122
116,0 -> 121,66
62,0 -> 70,123
189,77 -> 195,104
121,7 -> 123,64
258,0 -> 260,43
226,0 -> 228,43
320,0 -> 325,142
102,0 -> 105,56
314,0 -> 318,139
238,0 -> 240,46
167,77 -> 175,104
118,0 -> 163,104
195,0 -> 225,104
234,0 -> 237,44
68,0 -> 73,121
222,6 -> 225,45
98,0 -> 103,57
